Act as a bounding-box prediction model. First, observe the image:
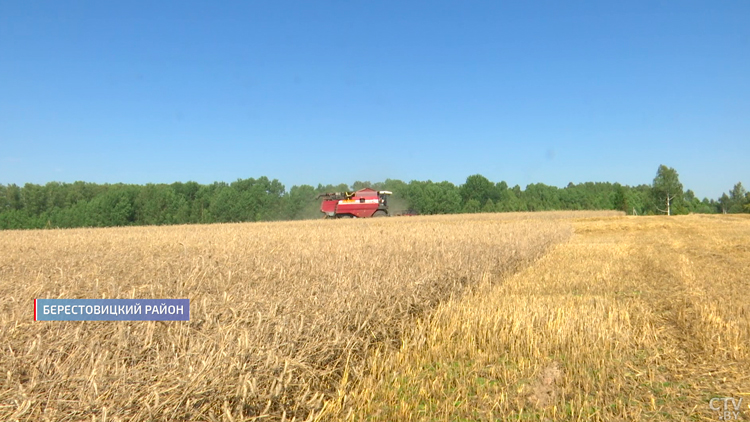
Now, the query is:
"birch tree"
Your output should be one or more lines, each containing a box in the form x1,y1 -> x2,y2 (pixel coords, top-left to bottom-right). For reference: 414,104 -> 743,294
652,165 -> 684,216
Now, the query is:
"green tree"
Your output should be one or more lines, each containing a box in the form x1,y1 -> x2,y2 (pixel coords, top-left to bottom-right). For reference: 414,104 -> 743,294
0,185 -> 8,211
87,187 -> 136,226
509,185 -> 527,211
45,182 -> 68,209
718,193 -> 731,214
628,185 -> 652,215
495,181 -> 519,212
463,199 -> 481,213
613,184 -> 629,213
0,209 -> 34,229
21,183 -> 46,215
284,184 -> 317,220
5,184 -> 23,210
381,179 -> 407,196
209,186 -> 241,222
652,165 -> 684,215
728,182 -> 747,213
481,199 -> 495,213
316,183 -> 350,194
407,181 -> 462,214
135,184 -> 188,225
351,181 -> 373,191
460,174 -> 496,204
65,181 -> 101,206
524,183 -> 561,211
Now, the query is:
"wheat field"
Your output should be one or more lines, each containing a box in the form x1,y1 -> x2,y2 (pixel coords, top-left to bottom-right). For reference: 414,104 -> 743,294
1,212 -> 586,421
327,214 -> 750,421
1,211 -> 748,421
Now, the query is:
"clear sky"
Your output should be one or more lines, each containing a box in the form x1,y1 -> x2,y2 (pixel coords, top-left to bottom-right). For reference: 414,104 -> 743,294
1,1 -> 748,200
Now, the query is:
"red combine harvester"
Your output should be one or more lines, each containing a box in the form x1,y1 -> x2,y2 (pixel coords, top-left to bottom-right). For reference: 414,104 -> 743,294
317,188 -> 392,218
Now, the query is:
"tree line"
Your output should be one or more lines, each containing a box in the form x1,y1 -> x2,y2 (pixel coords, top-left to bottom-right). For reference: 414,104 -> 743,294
1,165 -> 748,229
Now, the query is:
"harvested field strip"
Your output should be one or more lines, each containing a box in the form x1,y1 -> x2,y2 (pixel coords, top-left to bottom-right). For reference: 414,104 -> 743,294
0,212 -> 601,421
329,215 -> 750,421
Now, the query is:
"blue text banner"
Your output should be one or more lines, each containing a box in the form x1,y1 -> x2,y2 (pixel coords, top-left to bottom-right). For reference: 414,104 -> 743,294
35,299 -> 190,321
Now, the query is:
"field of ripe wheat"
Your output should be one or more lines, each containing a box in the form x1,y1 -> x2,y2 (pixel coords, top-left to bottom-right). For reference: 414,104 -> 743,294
0,211 -> 602,421
328,214 -> 750,421
3,212 -> 746,421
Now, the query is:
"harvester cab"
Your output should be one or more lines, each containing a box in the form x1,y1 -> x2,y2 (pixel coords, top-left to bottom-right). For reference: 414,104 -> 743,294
317,188 -> 392,218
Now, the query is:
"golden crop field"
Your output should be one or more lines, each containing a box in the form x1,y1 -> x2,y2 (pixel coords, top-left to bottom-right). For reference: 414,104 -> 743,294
1,211 -> 748,421
327,214 -> 750,421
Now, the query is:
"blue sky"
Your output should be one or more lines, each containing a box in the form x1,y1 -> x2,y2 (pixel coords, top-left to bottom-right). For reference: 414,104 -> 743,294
1,1 -> 748,200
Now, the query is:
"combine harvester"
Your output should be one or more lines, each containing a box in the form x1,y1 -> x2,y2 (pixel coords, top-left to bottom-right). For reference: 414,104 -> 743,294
317,188 -> 392,218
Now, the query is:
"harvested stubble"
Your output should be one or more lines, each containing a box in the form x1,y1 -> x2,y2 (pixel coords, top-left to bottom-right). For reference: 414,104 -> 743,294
330,214 -> 750,421
0,211 -> 585,421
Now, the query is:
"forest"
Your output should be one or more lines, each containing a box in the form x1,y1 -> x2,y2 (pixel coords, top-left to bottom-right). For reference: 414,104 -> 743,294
1,165 -> 748,229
